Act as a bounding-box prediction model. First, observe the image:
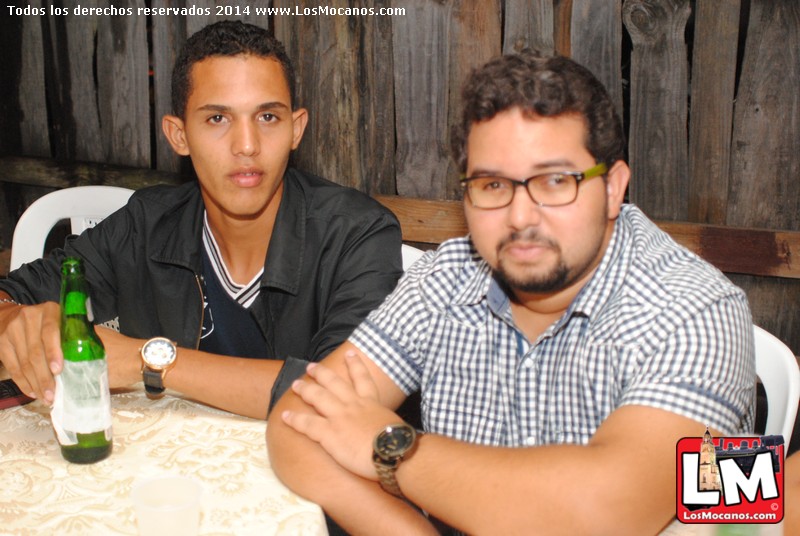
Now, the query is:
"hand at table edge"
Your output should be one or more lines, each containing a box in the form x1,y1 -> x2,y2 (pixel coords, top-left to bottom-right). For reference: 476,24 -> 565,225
0,295 -> 61,404
281,352 -> 404,481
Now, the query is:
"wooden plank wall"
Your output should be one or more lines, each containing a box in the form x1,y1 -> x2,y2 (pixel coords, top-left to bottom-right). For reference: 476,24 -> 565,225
624,0 -> 692,221
724,1 -> 800,356
1,0 -> 798,352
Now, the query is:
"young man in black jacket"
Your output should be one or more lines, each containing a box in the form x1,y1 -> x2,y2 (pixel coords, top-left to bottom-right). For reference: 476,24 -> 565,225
0,21 -> 402,419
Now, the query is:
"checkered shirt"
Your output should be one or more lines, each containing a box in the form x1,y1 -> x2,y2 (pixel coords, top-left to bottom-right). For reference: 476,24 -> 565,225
349,204 -> 755,446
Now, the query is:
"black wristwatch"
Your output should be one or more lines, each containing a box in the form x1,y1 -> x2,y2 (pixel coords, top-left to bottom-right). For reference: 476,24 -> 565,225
372,423 -> 418,497
140,337 -> 177,397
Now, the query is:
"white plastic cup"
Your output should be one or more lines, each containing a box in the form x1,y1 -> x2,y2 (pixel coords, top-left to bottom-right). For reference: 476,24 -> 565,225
131,475 -> 202,536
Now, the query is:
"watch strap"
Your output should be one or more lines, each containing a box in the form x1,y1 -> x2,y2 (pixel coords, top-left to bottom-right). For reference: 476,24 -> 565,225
373,455 -> 404,497
142,367 -> 166,396
372,424 -> 419,498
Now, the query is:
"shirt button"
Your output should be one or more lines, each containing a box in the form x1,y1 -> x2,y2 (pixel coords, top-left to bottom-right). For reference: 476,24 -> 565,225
524,436 -> 536,446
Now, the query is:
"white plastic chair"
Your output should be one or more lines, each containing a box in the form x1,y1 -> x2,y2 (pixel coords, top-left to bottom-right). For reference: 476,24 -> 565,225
10,185 -> 134,271
754,324 -> 800,450
401,244 -> 425,271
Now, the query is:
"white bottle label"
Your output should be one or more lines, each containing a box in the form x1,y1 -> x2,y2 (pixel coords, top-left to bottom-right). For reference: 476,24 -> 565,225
51,360 -> 113,446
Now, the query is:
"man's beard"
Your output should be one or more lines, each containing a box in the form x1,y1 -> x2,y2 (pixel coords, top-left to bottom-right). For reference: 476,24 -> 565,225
491,228 -> 569,293
493,258 -> 570,294
491,227 -> 597,294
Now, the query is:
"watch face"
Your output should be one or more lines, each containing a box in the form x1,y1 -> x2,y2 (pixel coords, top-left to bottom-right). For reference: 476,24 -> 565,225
375,424 -> 416,459
142,338 -> 176,369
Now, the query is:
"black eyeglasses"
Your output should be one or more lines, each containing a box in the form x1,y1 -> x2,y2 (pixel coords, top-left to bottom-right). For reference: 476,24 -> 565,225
460,162 -> 608,209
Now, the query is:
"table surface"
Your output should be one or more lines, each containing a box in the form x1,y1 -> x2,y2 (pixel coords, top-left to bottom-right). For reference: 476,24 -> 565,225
0,379 -> 786,536
0,385 -> 327,535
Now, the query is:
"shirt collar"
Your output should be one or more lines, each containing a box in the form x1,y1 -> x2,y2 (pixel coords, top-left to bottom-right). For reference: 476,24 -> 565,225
566,204 -> 633,320
487,278 -> 515,323
450,238 -> 494,306
202,212 -> 263,307
450,205 -> 635,328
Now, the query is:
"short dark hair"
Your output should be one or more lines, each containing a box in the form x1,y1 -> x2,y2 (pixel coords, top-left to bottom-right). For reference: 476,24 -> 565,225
171,20 -> 297,117
451,51 -> 626,173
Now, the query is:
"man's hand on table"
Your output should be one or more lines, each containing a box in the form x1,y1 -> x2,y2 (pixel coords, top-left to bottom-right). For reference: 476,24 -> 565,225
0,300 -> 62,404
280,351 -> 403,480
0,294 -> 282,418
0,298 -> 148,404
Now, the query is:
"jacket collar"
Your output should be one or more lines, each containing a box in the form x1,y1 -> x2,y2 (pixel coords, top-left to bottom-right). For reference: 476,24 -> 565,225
150,170 -> 305,296
151,182 -> 205,272
260,168 -> 305,295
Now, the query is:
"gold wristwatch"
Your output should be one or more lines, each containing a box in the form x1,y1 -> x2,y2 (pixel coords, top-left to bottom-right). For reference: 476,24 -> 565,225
372,423 -> 418,497
140,337 -> 177,397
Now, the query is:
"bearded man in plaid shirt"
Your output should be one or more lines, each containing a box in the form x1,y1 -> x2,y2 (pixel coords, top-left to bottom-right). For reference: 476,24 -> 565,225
268,51 -> 755,535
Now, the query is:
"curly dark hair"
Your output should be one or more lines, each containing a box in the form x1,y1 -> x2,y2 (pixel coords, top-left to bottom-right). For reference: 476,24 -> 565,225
171,20 -> 297,117
451,51 -> 626,173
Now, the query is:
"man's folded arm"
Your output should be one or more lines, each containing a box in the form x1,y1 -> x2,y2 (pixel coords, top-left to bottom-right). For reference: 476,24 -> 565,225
394,405 -> 705,534
268,342 -> 711,535
267,342 -> 439,535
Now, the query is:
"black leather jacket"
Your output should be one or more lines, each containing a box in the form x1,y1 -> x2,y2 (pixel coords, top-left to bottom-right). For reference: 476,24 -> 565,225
1,169 -> 403,401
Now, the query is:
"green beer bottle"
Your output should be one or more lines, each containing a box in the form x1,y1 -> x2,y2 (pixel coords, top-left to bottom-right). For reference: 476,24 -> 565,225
50,257 -> 113,463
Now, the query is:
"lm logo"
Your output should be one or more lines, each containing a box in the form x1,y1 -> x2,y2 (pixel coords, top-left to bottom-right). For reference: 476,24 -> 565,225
676,429 -> 784,524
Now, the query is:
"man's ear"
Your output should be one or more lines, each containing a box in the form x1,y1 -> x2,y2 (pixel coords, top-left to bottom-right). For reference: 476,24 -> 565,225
605,160 -> 631,219
162,115 -> 190,156
291,108 -> 309,150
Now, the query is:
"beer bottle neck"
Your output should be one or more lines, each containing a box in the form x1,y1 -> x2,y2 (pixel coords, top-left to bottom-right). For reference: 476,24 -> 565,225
61,273 -> 90,317
63,290 -> 88,316
60,261 -> 93,324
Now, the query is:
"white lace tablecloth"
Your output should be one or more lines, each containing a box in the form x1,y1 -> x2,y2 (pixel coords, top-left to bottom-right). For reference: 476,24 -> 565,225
0,386 -> 327,535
